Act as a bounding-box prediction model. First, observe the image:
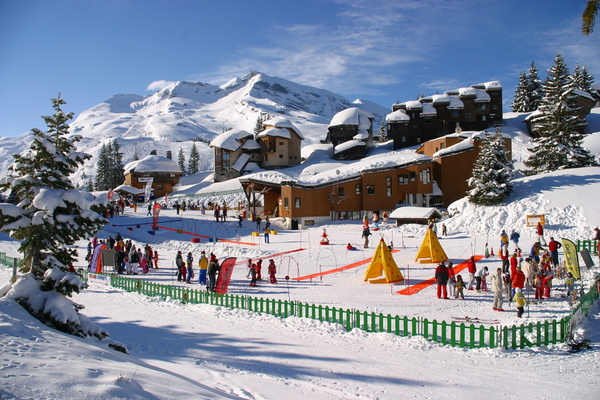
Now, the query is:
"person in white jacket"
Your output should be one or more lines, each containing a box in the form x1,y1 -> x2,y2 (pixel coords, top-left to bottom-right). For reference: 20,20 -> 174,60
491,268 -> 504,311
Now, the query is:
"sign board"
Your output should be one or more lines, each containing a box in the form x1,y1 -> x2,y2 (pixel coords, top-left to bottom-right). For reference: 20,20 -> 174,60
88,273 -> 110,286
214,257 -> 237,295
138,177 -> 153,183
526,214 -> 546,227
581,249 -> 595,269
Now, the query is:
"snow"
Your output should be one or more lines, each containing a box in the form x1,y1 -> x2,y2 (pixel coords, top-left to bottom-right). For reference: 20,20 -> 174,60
256,127 -> 291,139
386,109 -> 410,122
389,206 -> 440,219
1,160 -> 600,398
329,107 -> 374,128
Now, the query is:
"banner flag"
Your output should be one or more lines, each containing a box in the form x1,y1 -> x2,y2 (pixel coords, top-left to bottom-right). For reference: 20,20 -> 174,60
144,178 -> 153,201
561,238 -> 581,279
215,257 -> 237,295
152,203 -> 162,228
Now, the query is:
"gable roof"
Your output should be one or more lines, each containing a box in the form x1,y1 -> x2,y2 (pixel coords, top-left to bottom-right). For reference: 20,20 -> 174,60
124,155 -> 181,174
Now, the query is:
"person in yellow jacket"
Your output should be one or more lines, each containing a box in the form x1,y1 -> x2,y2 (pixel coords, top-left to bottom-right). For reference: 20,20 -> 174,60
513,288 -> 527,318
198,251 -> 208,285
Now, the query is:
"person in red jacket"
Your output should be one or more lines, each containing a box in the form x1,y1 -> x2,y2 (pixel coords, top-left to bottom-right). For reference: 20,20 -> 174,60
547,237 -> 562,268
536,222 -> 547,245
512,266 -> 526,297
434,262 -> 449,299
268,259 -> 277,284
510,251 -> 518,276
466,256 -> 477,290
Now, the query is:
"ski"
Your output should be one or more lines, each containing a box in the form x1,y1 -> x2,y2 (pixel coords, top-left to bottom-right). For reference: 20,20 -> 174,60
452,316 -> 499,324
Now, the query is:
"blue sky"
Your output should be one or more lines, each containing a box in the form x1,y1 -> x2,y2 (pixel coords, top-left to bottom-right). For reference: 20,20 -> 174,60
0,0 -> 598,137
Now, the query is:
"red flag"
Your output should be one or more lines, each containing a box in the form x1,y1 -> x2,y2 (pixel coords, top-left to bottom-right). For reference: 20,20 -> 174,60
215,257 -> 237,295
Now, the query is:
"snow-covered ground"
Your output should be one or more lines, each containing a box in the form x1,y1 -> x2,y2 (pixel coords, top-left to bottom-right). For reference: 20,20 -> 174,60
2,163 -> 600,399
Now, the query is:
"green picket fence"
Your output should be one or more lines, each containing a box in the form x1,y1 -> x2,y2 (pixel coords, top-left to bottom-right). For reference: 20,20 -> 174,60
577,240 -> 598,253
0,252 -> 21,268
83,271 -> 582,350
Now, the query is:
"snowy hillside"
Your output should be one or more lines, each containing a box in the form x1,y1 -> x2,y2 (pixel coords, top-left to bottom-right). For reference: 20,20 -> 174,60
0,72 -> 390,184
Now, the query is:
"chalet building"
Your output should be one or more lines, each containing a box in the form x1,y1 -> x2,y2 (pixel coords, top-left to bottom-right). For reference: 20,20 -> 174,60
210,117 -> 303,182
210,129 -> 261,182
256,117 -> 304,168
416,131 -> 512,207
240,152 -> 437,229
123,155 -> 183,198
386,81 -> 503,150
324,107 -> 375,160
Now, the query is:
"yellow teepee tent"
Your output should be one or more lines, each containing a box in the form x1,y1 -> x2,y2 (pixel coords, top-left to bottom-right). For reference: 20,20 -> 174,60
364,239 -> 404,284
415,228 -> 448,263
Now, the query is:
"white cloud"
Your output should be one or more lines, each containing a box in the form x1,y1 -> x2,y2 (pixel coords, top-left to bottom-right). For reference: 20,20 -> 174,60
146,80 -> 175,92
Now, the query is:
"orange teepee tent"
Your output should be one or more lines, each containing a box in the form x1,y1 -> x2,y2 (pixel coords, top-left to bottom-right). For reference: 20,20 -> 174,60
364,239 -> 404,284
415,228 -> 448,263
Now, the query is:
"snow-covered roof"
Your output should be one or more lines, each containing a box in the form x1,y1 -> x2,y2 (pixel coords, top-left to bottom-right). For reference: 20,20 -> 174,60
433,135 -> 475,158
329,107 -> 374,129
231,153 -> 250,172
447,96 -> 464,109
241,139 -> 262,150
353,129 -> 369,140
210,129 -> 253,151
124,155 -> 181,174
257,127 -> 291,139
403,100 -> 422,110
113,185 -> 146,195
431,94 -> 451,104
334,140 -> 366,154
472,81 -> 503,90
473,89 -> 491,103
386,109 -> 410,122
573,89 -> 595,101
389,206 -> 442,220
263,116 -> 304,140
420,103 -> 437,116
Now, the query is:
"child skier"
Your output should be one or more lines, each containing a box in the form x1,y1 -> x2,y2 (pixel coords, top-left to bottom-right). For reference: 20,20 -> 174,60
268,259 -> 277,284
513,288 -> 526,318
454,275 -> 465,299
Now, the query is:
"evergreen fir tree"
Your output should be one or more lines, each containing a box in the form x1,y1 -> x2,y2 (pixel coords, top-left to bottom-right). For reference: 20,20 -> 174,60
525,53 -> 597,175
525,61 -> 543,111
378,119 -> 388,143
0,97 -> 120,347
254,114 -> 266,137
572,63 -> 595,92
511,71 -> 530,112
467,130 -> 515,205
178,147 -> 187,175
94,142 -> 111,191
133,147 -> 140,161
109,139 -> 124,188
188,143 -> 200,175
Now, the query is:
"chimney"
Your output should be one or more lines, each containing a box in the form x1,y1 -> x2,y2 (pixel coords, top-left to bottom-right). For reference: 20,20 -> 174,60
166,150 -> 172,160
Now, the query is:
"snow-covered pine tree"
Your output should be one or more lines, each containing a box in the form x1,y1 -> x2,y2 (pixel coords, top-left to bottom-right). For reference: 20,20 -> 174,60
109,138 -> 124,188
178,147 -> 187,175
188,142 -> 200,175
525,53 -> 597,175
572,63 -> 595,92
525,61 -> 543,111
0,97 -> 125,351
467,130 -> 515,205
254,114 -> 266,137
378,119 -> 388,143
511,71 -> 530,112
94,142 -> 111,191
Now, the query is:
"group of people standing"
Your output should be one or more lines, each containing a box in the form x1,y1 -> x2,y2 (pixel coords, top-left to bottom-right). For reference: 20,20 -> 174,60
246,258 -> 278,286
175,250 -> 221,292
87,235 -> 158,275
434,223 -> 569,318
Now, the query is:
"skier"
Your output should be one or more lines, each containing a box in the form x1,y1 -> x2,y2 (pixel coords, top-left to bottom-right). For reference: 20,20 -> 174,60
256,259 -> 263,281
466,256 -> 477,290
207,258 -> 220,292
512,266 -> 525,297
434,262 -> 449,299
500,230 -> 509,250
447,262 -> 456,298
198,251 -> 208,285
268,259 -> 277,284
513,288 -> 526,318
361,224 -> 371,248
509,229 -> 520,250
175,250 -> 184,281
454,275 -> 466,299
491,268 -> 504,311
249,261 -> 258,287
185,252 -> 194,283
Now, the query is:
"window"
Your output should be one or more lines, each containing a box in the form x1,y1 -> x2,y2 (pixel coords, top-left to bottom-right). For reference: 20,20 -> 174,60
157,184 -> 163,191
410,171 -> 416,181
398,174 -> 409,184
355,184 -> 362,194
420,168 -> 431,184
279,142 -> 284,146
284,197 -> 289,208
222,151 -> 230,171
451,110 -> 460,117
424,117 -> 432,124
478,103 -> 487,110
386,177 -> 392,196
279,154 -> 283,159
338,187 -> 344,197
402,136 -> 407,143
366,185 -> 375,195
294,197 -> 301,208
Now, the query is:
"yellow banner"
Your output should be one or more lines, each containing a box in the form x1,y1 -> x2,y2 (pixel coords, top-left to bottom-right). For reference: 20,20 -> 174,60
561,238 -> 580,279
